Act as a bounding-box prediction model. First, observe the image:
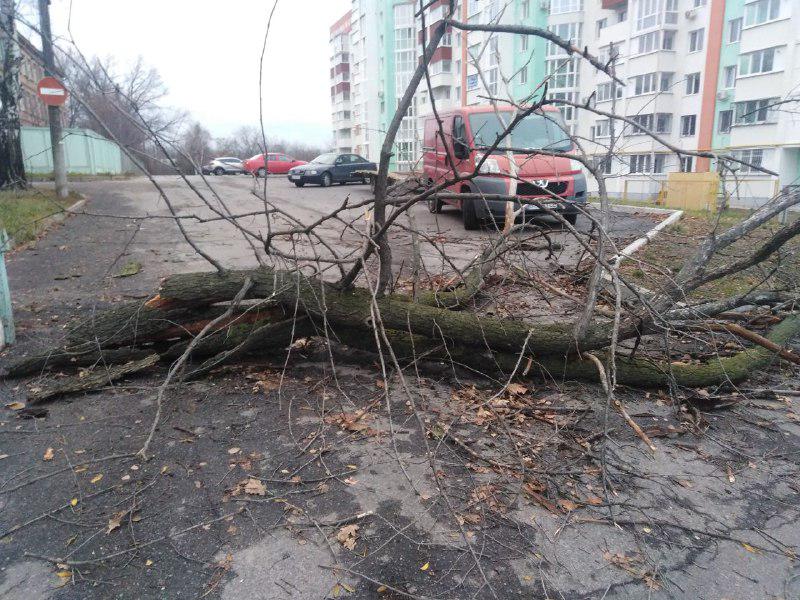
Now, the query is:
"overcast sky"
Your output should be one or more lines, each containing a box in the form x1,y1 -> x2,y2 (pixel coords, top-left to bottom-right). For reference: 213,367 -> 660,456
41,0 -> 351,146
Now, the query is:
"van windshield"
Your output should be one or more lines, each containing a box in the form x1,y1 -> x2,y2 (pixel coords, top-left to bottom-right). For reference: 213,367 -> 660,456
468,111 -> 572,153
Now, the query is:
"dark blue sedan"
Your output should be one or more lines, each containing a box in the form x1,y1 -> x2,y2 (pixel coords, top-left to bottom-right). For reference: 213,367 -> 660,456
287,153 -> 376,187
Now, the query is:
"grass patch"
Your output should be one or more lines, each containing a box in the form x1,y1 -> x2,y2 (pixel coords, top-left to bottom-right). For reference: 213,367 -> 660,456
619,206 -> 800,301
0,187 -> 81,248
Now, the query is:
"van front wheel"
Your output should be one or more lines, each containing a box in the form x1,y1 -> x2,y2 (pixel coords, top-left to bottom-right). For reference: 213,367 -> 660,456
461,197 -> 479,230
564,213 -> 578,226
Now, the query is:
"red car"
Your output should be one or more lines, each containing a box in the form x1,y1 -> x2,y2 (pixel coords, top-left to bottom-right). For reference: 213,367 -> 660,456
243,153 -> 307,177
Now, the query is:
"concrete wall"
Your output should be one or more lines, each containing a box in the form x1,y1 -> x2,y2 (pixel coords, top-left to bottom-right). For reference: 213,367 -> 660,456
21,127 -> 125,175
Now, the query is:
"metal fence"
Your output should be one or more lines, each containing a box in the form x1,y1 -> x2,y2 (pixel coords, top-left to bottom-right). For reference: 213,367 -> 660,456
21,126 -> 126,175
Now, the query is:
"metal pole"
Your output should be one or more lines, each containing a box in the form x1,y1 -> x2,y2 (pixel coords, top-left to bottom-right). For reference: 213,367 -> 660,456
37,0 -> 68,199
0,229 -> 15,348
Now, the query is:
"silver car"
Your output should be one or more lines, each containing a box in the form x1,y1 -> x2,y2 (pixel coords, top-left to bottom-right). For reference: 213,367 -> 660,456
202,157 -> 245,175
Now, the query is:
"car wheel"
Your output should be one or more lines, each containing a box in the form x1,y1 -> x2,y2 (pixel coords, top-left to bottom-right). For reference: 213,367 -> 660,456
257,167 -> 267,178
428,196 -> 443,214
294,182 -> 305,188
564,213 -> 578,226
461,197 -> 479,231
213,167 -> 224,176
321,172 -> 332,187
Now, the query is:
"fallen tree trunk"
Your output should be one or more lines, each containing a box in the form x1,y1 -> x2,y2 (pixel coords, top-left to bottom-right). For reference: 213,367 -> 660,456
331,314 -> 800,388
157,268 -> 618,356
27,354 -> 160,403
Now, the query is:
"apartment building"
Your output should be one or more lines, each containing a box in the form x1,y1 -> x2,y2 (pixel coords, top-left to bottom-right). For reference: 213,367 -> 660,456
330,12 -> 353,154
329,0 -> 799,204
0,32 -> 51,127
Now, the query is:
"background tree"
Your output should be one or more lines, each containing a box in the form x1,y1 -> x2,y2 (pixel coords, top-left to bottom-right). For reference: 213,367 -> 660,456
0,0 -> 27,189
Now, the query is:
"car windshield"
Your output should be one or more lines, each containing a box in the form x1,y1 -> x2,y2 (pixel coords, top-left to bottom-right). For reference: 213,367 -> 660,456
468,111 -> 572,153
311,153 -> 338,164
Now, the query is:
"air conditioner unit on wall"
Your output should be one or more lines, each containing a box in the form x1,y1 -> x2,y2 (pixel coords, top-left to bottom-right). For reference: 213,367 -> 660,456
716,90 -> 729,101
685,8 -> 697,19
539,1 -> 550,11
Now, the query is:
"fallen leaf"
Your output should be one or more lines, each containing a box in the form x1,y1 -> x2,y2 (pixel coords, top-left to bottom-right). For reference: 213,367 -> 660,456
160,465 -> 169,474
70,498 -> 78,507
377,585 -> 387,593
121,474 -> 131,482
506,383 -> 528,396
228,447 -> 241,455
114,260 -> 142,278
341,583 -> 355,593
90,474 -> 103,484
0,454 -> 8,460
343,477 -> 358,486
337,524 -> 359,550
5,402 -> 25,410
43,447 -> 55,461
56,571 -> 71,580
145,559 -> 153,566
243,478 -> 266,496
420,562 -> 430,571
742,543 -> 760,554
585,496 -> 603,506
106,510 -> 126,534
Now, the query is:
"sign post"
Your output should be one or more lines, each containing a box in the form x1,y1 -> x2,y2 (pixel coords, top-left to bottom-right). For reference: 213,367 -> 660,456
37,0 -> 69,200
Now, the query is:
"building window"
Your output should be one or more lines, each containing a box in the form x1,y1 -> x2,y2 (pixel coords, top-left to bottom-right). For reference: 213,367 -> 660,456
596,18 -> 607,36
593,119 -> 610,138
596,82 -> 623,102
693,0 -> 707,6
547,22 -> 582,56
739,47 -> 779,76
520,66 -> 528,84
680,114 -> 697,136
662,30 -> 676,50
635,31 -> 660,54
629,113 -> 654,135
487,68 -> 498,95
728,17 -> 742,42
734,98 -> 778,125
629,154 -> 652,173
689,29 -> 704,52
718,109 -> 733,133
636,0 -> 659,30
731,148 -> 768,173
550,0 -> 583,15
520,34 -> 529,52
653,154 -> 666,173
629,72 -> 671,96
680,156 -> 694,172
744,0 -> 781,27
521,0 -> 530,19
546,57 -> 580,89
685,72 -> 701,95
655,113 -> 672,134
723,65 -> 737,88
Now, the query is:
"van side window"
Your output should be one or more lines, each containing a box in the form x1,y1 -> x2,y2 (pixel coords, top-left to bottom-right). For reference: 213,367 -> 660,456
453,116 -> 469,159
453,116 -> 466,144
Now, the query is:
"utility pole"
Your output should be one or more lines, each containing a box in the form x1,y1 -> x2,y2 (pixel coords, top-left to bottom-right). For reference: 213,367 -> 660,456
37,0 -> 68,199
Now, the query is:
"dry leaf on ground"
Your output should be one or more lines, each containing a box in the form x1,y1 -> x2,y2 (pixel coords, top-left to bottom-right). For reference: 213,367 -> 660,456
243,478 -> 267,496
337,524 -> 359,550
43,447 -> 54,461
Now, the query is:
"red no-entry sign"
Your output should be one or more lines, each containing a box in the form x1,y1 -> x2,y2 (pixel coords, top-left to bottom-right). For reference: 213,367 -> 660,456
37,77 -> 68,106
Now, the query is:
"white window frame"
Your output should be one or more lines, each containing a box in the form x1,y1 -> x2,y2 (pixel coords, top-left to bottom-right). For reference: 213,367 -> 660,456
689,29 -> 704,53
744,0 -> 781,28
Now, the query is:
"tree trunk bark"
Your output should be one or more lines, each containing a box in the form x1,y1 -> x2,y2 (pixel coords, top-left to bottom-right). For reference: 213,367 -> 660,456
0,0 -> 28,189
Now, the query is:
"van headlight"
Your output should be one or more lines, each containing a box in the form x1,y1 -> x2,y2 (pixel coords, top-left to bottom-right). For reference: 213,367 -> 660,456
476,153 -> 501,174
308,170 -> 318,175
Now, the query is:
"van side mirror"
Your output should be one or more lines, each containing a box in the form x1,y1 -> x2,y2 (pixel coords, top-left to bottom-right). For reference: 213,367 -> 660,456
454,140 -> 470,160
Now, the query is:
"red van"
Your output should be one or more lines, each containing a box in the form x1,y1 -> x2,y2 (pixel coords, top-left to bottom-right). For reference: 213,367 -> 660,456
422,105 -> 586,229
